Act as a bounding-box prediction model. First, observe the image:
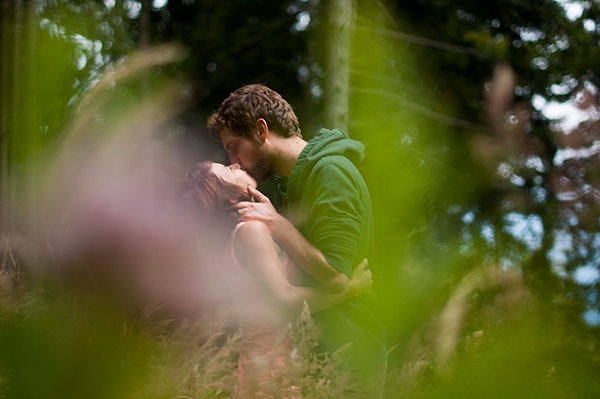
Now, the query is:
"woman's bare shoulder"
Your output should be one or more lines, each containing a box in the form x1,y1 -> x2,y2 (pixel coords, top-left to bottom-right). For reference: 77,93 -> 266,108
233,221 -> 279,271
234,220 -> 272,249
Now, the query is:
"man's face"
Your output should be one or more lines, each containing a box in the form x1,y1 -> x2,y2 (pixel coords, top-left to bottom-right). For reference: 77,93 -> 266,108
219,127 -> 273,183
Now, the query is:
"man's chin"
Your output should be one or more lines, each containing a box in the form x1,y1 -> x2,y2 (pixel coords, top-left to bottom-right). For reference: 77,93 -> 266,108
249,170 -> 268,185
241,168 -> 257,183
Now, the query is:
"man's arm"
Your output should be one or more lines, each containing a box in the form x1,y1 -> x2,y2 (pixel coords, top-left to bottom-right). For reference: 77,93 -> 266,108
234,221 -> 372,313
235,186 -> 350,293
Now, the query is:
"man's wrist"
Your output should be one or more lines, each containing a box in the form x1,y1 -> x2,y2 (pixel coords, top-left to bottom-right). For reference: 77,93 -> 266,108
270,213 -> 288,235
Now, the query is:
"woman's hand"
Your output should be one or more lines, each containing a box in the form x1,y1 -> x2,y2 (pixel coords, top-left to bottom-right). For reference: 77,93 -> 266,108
345,259 -> 372,298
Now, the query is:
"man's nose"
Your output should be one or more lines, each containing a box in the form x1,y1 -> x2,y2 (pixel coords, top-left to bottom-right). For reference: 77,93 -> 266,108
228,154 -> 239,165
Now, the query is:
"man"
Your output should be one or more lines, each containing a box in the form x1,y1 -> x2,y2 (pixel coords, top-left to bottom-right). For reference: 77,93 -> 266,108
207,84 -> 387,398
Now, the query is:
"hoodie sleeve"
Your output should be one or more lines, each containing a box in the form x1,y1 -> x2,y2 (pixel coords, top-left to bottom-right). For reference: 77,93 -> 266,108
305,157 -> 365,277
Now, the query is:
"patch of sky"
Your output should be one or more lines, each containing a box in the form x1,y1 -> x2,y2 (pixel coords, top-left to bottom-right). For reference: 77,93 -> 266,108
531,186 -> 548,204
581,280 -> 600,327
554,35 -> 571,50
531,56 -> 549,70
124,0 -> 142,19
310,80 -> 323,100
514,85 -> 532,96
583,308 -> 600,326
574,264 -> 600,286
525,156 -> 546,173
551,75 -> 579,95
457,10 -> 475,22
515,26 -> 545,42
40,18 -> 67,39
548,229 -> 572,278
153,0 -> 168,9
297,64 -> 310,82
503,212 -> 544,251
461,211 -> 475,225
510,174 -> 526,186
459,211 -> 476,255
532,83 -> 600,135
293,11 -> 311,32
499,258 -> 518,271
554,142 -> 600,167
71,34 -> 104,81
481,222 -> 495,247
583,19 -> 597,32
554,0 -> 586,21
497,162 -> 513,179
39,19 -> 106,83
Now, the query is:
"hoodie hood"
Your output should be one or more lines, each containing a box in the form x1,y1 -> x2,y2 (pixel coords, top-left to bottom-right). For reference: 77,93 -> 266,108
302,128 -> 364,165
288,128 -> 365,189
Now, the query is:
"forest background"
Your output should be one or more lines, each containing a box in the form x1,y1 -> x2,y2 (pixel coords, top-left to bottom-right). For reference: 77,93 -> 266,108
1,0 -> 600,398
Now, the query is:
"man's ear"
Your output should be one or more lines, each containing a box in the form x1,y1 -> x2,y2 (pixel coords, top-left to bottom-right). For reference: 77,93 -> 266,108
255,118 -> 269,142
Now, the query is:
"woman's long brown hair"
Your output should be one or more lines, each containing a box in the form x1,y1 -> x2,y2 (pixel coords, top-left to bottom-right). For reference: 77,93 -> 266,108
178,161 -> 252,249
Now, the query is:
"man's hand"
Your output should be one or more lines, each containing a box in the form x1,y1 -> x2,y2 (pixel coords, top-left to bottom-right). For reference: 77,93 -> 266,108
234,186 -> 279,230
236,185 -> 353,295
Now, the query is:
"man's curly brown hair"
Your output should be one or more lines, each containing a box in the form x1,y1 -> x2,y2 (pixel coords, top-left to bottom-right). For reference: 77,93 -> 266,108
207,84 -> 302,141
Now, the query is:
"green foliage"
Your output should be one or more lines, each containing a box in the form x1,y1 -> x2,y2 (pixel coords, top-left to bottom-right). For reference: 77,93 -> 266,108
148,0 -> 313,111
0,0 -> 135,227
0,283 -> 157,399
347,2 -> 600,398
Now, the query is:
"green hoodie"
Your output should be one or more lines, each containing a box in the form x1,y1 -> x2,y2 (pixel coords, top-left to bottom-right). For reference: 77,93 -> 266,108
275,128 -> 386,370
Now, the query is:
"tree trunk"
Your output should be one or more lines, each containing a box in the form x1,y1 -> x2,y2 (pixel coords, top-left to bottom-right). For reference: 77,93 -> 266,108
24,0 -> 38,230
0,0 -> 39,231
139,0 -> 151,49
323,0 -> 355,132
0,0 -> 10,227
0,0 -> 24,229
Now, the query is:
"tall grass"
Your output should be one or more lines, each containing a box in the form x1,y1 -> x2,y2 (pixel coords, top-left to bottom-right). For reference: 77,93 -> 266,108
0,235 -> 355,398
2,231 -> 564,399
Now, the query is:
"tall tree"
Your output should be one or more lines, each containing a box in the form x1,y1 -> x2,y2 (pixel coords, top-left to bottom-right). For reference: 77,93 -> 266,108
322,0 -> 355,131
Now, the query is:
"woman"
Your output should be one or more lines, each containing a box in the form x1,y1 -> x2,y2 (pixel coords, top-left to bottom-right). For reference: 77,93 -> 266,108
179,161 -> 372,397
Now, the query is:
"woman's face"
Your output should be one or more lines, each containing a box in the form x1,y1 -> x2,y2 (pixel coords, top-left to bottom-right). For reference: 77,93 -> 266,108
211,162 -> 258,191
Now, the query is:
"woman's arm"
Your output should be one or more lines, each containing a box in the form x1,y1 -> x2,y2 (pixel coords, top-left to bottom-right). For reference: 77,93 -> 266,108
233,221 -> 371,315
236,186 -> 350,294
